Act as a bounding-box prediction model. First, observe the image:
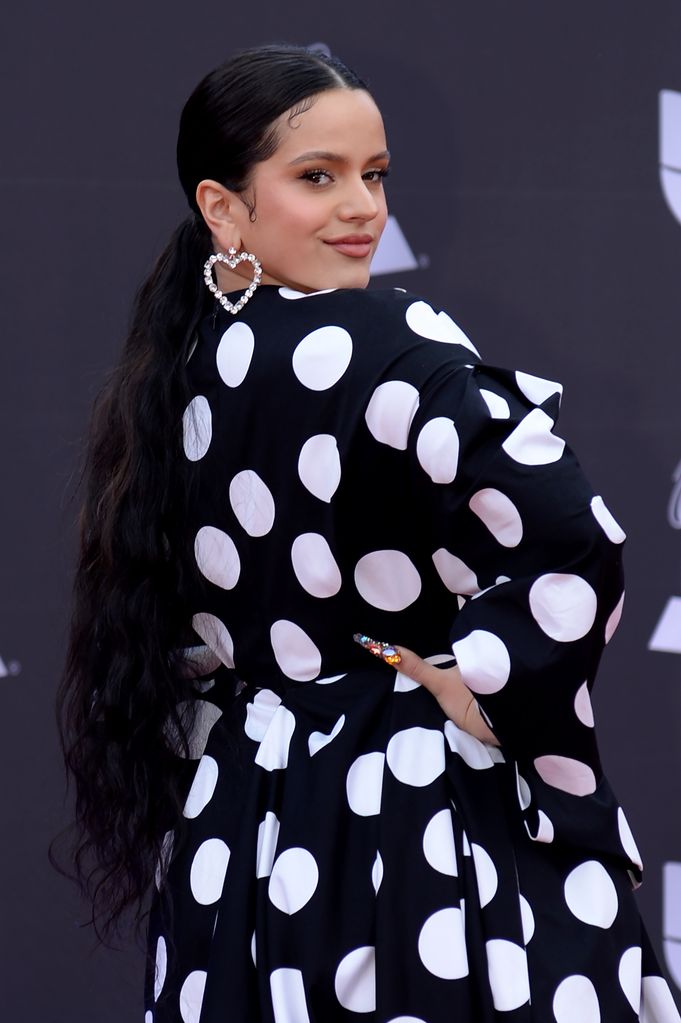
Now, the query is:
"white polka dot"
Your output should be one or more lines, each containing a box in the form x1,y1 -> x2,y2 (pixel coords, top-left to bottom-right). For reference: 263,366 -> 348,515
183,755 -> 219,818
251,930 -> 257,967
191,613 -> 235,668
432,548 -> 480,595
194,526 -> 240,590
229,469 -> 275,537
297,434 -> 341,502
423,808 -> 458,876
471,844 -> 498,908
502,408 -> 566,465
254,705 -> 296,771
405,301 -> 480,355
479,388 -> 510,419
617,807 -> 643,870
605,591 -> 625,644
245,688 -> 283,742
315,672 -> 347,685
387,726 -> 446,787
190,838 -> 230,905
270,620 -> 321,681
444,720 -> 496,769
515,370 -> 563,406
590,495 -> 626,543
216,321 -> 255,387
564,860 -> 618,928
525,809 -> 555,844
256,811 -> 281,878
418,907 -> 469,979
519,895 -> 535,944
618,947 -> 642,1013
553,974 -> 601,1023
182,395 -> 212,461
486,939 -> 530,1011
385,1018 -> 428,1023
179,970 -> 207,1023
365,380 -> 420,449
529,573 -> 598,642
309,714 -> 345,756
354,549 -> 421,610
155,830 -> 174,890
172,700 -> 223,760
371,851 -> 384,893
278,286 -> 336,299
335,946 -> 376,1012
469,488 -> 523,547
291,533 -> 342,597
516,770 -> 532,810
270,967 -> 312,1023
193,679 -> 214,695
640,976 -> 681,1023
269,847 -> 319,914
154,935 -> 167,1000
346,752 -> 385,816
574,681 -> 595,727
395,652 -> 453,693
292,325 -> 352,390
452,629 -> 511,694
394,666 -> 420,692
416,417 -> 459,483
533,754 -> 597,796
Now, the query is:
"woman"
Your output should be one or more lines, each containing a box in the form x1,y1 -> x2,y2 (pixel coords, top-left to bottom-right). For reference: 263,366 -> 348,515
58,43 -> 680,1022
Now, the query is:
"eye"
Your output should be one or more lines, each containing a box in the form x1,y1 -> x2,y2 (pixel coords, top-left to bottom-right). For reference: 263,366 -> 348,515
364,168 -> 391,183
300,169 -> 334,185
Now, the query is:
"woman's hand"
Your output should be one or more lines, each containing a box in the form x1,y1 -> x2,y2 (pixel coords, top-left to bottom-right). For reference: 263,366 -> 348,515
353,634 -> 500,746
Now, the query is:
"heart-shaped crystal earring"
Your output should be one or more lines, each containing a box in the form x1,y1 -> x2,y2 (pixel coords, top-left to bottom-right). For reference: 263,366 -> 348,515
203,246 -> 263,315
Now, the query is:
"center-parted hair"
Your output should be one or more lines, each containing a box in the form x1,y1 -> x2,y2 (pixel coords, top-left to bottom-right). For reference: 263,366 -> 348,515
53,43 -> 369,940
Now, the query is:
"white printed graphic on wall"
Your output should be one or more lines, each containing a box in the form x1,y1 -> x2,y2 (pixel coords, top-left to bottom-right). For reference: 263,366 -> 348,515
648,459 -> 681,654
660,90 -> 681,226
370,215 -> 419,276
664,862 -> 681,989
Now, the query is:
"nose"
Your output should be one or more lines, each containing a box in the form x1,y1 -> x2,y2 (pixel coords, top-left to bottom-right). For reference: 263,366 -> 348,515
337,175 -> 381,223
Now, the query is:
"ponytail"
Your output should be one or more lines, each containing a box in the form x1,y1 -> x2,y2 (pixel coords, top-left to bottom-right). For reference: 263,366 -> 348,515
53,41 -> 371,942
53,214 -> 212,939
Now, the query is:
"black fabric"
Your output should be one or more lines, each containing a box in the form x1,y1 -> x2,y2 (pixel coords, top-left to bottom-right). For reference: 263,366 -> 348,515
144,284 -> 679,1022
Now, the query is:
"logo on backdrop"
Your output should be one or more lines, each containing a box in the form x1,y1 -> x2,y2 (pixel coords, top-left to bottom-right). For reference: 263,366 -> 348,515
660,90 -> 681,225
664,863 -> 681,990
648,458 -> 681,654
0,654 -> 21,677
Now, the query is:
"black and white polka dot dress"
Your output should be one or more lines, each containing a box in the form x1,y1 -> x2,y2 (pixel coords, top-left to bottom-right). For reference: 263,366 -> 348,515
144,284 -> 680,1022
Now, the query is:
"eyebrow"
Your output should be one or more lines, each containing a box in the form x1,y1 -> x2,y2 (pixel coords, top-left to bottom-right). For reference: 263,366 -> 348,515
287,149 -> 391,166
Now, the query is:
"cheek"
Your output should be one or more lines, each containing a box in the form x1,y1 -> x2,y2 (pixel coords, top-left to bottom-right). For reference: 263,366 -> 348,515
262,191 -> 326,236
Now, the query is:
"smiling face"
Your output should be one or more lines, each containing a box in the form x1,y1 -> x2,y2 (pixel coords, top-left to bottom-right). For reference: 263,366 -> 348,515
196,88 -> 390,294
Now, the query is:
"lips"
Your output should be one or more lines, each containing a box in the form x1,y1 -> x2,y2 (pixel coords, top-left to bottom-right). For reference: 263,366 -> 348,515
323,234 -> 374,258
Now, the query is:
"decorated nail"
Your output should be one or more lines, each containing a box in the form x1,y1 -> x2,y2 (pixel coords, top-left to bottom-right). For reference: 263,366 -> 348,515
353,632 -> 402,665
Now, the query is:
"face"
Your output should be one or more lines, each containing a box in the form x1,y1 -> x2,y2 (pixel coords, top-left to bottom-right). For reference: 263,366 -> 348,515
199,88 -> 390,294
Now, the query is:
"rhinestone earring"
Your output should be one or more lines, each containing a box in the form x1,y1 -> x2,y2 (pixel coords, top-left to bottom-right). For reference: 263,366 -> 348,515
203,246 -> 263,315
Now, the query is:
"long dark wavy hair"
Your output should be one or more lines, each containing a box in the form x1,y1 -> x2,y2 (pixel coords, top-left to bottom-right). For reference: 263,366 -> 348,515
53,43 -> 369,942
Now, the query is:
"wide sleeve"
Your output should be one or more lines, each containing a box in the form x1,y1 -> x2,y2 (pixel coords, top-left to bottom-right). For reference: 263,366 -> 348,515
404,355 -> 642,881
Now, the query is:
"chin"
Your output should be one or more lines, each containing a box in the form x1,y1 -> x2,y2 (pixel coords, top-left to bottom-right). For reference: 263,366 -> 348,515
333,266 -> 372,290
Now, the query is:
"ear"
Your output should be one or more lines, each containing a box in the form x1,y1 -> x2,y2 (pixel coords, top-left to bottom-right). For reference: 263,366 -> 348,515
195,179 -> 243,252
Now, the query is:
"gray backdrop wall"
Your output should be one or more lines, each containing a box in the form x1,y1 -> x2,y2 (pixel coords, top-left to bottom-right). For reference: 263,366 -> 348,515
2,1 -> 680,1019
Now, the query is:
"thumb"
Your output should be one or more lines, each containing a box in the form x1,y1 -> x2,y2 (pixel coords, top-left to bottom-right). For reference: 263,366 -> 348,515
390,644 -> 434,687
